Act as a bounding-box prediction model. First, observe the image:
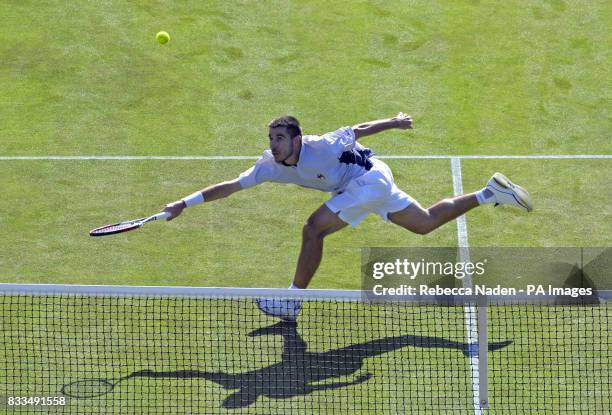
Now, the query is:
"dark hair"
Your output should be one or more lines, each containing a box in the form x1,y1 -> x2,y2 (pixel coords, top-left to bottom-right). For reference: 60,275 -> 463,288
268,116 -> 302,138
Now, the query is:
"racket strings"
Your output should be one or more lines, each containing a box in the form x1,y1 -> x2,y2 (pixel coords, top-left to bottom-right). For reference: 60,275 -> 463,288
61,379 -> 115,398
90,221 -> 139,236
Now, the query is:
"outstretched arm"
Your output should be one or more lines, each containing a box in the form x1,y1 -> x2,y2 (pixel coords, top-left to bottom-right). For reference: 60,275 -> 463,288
163,178 -> 243,221
352,112 -> 413,140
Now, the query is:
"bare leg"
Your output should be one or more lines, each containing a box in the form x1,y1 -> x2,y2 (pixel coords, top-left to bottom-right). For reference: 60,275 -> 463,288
388,193 -> 479,235
293,204 -> 348,288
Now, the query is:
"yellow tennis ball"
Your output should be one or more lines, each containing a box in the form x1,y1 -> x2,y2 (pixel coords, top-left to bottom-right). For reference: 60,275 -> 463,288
156,31 -> 170,45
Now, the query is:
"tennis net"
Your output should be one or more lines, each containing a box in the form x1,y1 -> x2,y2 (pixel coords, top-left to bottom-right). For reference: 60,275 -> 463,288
0,284 -> 609,414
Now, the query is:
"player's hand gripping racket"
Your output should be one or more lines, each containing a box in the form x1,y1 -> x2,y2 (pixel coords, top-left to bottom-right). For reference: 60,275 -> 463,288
89,212 -> 169,237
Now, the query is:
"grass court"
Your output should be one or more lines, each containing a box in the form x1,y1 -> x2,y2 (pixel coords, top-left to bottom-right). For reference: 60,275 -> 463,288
1,1 -> 610,413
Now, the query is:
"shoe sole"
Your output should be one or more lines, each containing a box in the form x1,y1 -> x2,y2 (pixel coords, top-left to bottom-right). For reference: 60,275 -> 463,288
255,298 -> 297,322
491,173 -> 533,212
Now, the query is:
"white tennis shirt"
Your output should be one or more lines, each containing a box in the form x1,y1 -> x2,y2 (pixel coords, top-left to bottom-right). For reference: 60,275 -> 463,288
238,127 -> 375,193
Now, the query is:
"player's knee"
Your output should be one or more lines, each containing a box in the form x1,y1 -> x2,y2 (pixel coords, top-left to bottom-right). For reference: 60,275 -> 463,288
302,218 -> 325,240
417,211 -> 441,234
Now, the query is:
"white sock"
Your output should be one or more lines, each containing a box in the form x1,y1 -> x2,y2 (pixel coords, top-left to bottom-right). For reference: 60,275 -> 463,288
475,188 -> 495,205
289,283 -> 302,289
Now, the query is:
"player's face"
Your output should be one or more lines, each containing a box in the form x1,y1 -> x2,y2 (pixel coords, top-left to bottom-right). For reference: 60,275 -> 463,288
268,127 -> 295,163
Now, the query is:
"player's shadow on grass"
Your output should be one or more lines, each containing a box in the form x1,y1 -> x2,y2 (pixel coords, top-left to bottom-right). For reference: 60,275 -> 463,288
125,321 -> 511,409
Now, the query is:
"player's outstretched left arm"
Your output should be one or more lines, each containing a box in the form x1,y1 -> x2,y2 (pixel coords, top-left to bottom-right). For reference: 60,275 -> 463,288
352,112 -> 413,140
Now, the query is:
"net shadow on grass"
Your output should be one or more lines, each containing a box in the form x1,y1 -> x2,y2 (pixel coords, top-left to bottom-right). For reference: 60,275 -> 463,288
62,321 -> 511,408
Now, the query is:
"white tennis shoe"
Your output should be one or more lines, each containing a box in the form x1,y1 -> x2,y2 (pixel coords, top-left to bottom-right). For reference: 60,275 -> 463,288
255,298 -> 302,322
486,172 -> 533,212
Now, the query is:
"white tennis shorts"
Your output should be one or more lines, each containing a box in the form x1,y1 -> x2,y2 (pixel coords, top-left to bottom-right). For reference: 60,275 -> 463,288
325,158 -> 413,227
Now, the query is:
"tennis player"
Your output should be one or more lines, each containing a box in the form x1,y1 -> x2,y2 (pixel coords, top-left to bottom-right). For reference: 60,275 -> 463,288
163,113 -> 532,320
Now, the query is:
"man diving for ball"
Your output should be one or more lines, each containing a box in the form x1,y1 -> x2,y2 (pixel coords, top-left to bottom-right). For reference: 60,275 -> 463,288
163,113 -> 532,321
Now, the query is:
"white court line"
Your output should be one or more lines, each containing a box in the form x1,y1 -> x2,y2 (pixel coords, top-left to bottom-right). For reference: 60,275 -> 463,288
451,157 -> 483,415
387,154 -> 611,159
0,154 -> 610,161
0,156 -> 260,160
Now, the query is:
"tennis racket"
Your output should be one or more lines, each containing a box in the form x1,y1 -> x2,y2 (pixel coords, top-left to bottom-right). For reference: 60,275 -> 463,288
89,211 -> 169,237
61,370 -> 155,398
